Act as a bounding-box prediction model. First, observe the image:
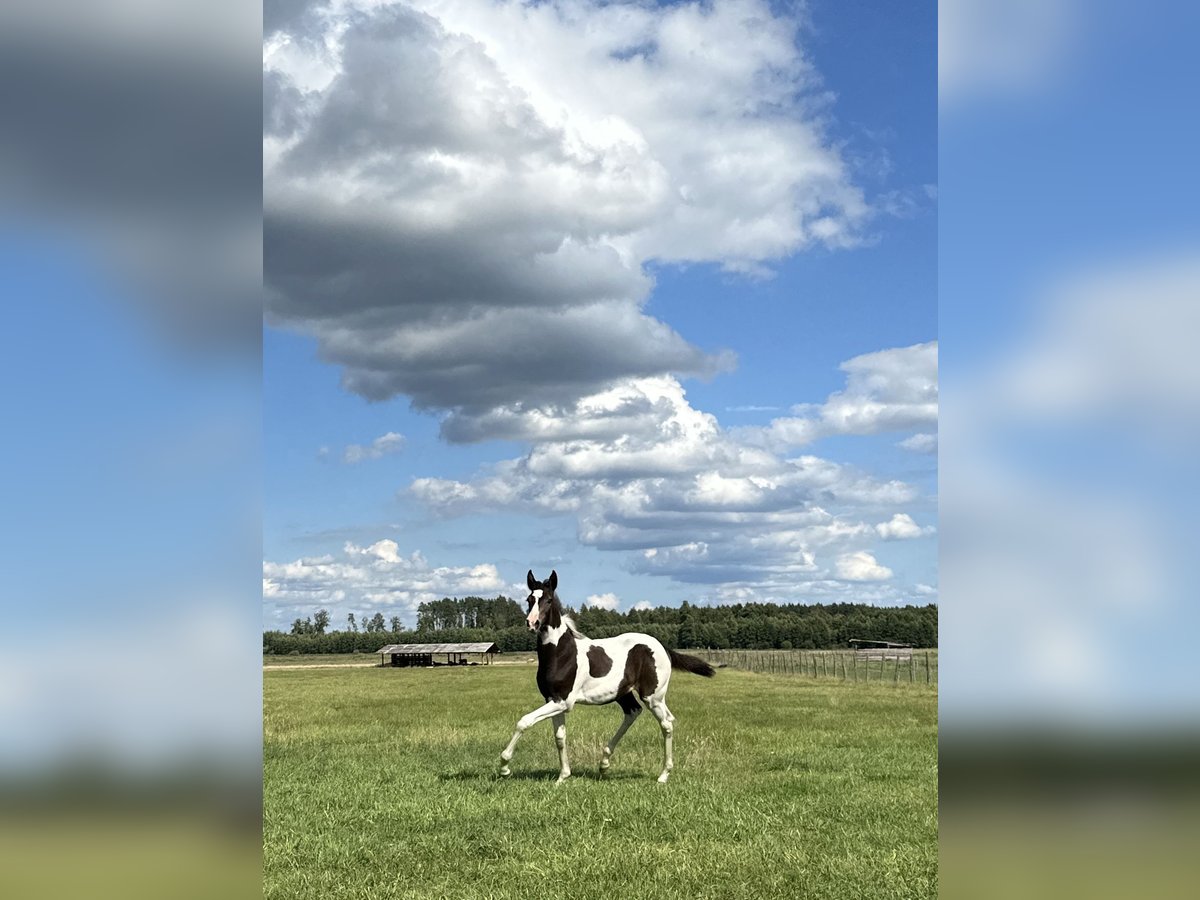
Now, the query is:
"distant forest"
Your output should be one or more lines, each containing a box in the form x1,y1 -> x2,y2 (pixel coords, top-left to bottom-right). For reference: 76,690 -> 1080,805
263,595 -> 938,655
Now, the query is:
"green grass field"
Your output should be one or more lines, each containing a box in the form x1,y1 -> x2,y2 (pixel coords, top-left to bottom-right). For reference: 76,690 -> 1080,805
264,664 -> 937,899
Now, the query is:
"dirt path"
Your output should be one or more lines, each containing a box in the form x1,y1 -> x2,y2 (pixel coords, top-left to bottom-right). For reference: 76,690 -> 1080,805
263,662 -> 379,670
265,659 -> 538,670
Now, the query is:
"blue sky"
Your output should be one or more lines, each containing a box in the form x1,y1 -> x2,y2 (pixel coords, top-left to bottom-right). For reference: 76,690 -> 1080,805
2,236 -> 245,567
262,0 -> 937,629
939,0 -> 1200,721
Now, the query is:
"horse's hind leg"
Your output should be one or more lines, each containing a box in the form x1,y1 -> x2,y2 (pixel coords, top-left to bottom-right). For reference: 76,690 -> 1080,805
552,713 -> 571,783
647,696 -> 675,783
600,694 -> 641,776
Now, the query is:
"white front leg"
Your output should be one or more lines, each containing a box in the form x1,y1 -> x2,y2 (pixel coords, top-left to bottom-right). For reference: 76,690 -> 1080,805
499,700 -> 569,776
552,713 -> 570,783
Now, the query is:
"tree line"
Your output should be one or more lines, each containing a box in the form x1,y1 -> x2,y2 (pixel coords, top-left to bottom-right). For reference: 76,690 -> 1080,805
264,595 -> 937,655
287,609 -> 405,635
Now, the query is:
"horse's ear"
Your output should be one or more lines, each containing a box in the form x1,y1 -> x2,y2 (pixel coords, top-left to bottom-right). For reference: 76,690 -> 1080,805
547,570 -> 558,591
527,570 -> 537,591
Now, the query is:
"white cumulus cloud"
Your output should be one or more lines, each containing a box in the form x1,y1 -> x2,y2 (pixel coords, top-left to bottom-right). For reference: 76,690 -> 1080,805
835,551 -> 893,582
760,341 -> 938,447
585,592 -> 621,611
898,433 -> 938,453
875,513 -> 935,540
262,539 -> 505,626
409,354 -> 931,601
342,432 -> 406,464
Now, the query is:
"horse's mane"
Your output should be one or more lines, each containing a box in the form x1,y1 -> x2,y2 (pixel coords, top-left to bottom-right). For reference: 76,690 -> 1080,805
558,610 -> 586,639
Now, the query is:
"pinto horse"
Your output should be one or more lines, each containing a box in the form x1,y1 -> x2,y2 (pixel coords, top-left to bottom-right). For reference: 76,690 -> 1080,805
499,570 -> 715,783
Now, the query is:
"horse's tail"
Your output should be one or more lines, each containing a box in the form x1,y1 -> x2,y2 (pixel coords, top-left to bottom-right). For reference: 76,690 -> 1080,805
667,648 -> 716,678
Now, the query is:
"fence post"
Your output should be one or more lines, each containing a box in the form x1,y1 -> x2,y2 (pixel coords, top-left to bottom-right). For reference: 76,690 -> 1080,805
893,655 -> 900,684
925,651 -> 931,684
909,654 -> 914,683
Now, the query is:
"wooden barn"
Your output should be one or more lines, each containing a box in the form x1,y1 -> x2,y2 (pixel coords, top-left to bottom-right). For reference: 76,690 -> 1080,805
377,642 -> 499,668
849,639 -> 913,661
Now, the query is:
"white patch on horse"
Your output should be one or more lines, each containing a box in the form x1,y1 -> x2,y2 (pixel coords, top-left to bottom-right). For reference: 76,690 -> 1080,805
526,589 -> 545,630
541,619 -> 568,645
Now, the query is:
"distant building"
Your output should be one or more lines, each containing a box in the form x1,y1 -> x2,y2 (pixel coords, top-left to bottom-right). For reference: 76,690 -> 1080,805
377,642 -> 499,668
848,638 -> 913,660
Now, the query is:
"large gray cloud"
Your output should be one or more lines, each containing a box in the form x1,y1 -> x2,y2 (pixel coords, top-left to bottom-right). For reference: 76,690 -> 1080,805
1,3 -> 262,350
264,0 -> 870,425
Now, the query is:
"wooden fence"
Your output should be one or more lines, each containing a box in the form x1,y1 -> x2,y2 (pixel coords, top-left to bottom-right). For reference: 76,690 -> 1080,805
691,648 -> 937,685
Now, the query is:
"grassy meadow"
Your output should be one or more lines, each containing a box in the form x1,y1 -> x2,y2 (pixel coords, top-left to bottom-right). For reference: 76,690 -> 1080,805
264,663 -> 937,899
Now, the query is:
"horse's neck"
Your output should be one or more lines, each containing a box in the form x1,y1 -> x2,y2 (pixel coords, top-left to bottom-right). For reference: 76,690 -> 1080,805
538,607 -> 586,646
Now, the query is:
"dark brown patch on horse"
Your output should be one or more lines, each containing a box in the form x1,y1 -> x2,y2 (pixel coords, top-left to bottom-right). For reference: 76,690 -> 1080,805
587,646 -> 613,678
534,589 -> 576,702
618,643 -> 658,699
540,592 -> 562,632
536,630 -> 577,701
616,692 -> 642,715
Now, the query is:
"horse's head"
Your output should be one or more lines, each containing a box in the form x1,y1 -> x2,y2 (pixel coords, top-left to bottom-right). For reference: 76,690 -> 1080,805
525,569 -> 559,631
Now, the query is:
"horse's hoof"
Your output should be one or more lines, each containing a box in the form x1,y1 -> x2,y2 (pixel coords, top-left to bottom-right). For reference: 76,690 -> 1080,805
656,773 -> 670,784
555,773 -> 570,785
499,766 -> 511,777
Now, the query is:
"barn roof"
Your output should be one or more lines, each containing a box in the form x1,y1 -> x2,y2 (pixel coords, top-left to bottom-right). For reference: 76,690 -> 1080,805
377,642 -> 499,654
